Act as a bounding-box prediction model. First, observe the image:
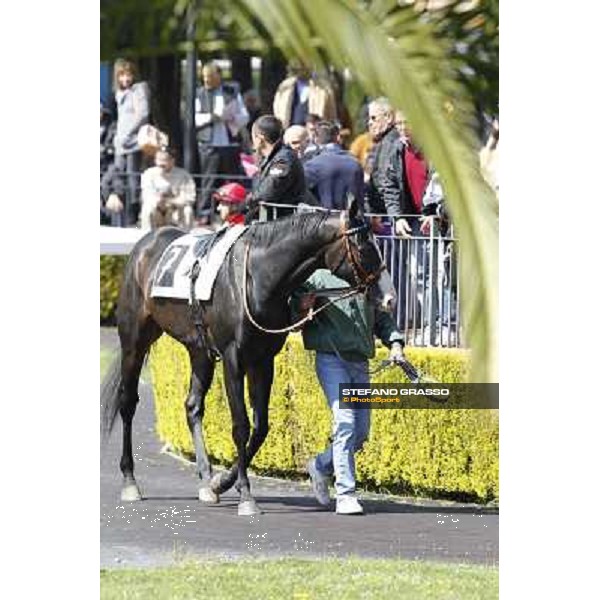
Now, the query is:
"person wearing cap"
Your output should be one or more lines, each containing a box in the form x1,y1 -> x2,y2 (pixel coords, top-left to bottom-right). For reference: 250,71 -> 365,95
214,182 -> 247,227
140,147 -> 196,230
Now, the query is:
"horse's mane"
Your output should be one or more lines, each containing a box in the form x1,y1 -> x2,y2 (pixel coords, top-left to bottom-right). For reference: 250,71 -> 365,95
248,211 -> 333,247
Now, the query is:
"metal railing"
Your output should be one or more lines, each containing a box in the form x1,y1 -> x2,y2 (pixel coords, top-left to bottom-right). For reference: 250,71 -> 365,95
98,172 -> 463,348
258,202 -> 462,349
100,169 -> 253,227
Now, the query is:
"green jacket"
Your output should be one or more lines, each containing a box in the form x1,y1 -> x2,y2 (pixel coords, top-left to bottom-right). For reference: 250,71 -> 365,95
291,269 -> 403,362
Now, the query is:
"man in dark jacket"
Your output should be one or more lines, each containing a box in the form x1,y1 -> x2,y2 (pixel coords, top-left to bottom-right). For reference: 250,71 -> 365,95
368,99 -> 430,329
303,121 -> 364,211
367,98 -> 420,237
245,115 -> 307,222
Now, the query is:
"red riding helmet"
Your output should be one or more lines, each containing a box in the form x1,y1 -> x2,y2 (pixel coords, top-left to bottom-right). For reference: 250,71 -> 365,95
214,182 -> 247,205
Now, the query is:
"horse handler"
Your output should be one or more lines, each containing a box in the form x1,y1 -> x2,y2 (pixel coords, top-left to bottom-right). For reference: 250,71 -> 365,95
293,269 -> 406,515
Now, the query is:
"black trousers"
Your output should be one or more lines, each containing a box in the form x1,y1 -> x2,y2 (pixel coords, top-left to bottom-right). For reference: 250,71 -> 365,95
382,217 -> 421,330
197,145 -> 244,217
100,152 -> 142,226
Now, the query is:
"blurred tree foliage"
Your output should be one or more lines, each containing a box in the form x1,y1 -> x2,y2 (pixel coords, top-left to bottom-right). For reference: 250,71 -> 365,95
101,0 -> 498,127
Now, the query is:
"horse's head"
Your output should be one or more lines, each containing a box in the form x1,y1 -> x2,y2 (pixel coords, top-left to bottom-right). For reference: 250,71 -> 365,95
324,195 -> 396,312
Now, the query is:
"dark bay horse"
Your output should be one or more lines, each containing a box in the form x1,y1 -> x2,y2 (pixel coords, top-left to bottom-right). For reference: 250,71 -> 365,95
101,200 -> 394,516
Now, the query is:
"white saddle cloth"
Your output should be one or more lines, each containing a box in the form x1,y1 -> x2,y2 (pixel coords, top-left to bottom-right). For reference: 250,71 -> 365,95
150,225 -> 247,301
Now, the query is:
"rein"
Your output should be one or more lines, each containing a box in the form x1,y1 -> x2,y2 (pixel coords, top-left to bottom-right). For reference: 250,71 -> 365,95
239,217 -> 435,385
242,242 -> 364,335
342,224 -> 385,288
242,215 -> 380,335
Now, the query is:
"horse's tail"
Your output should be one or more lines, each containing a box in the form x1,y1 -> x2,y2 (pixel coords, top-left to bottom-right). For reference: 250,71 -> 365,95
101,349 -> 122,441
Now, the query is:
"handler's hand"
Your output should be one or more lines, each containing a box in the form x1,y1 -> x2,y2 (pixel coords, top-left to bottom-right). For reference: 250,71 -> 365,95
389,341 -> 406,365
291,293 -> 317,332
299,293 -> 316,312
395,218 -> 412,238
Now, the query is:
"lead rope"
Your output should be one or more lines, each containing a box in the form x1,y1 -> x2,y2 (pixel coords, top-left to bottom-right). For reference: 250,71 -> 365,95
242,242 -> 364,335
326,342 -> 434,382
242,243 -> 432,383
317,312 -> 434,382
189,259 -> 221,361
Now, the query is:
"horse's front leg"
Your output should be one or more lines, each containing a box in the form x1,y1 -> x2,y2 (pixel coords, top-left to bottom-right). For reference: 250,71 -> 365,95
217,348 -> 260,516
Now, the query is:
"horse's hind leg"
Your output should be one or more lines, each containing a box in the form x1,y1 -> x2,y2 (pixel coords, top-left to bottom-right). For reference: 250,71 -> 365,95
118,317 -> 161,501
215,348 -> 259,516
211,360 -> 273,500
184,344 -> 217,503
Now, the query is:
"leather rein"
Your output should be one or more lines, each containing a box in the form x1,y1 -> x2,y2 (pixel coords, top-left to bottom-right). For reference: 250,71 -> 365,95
242,214 -> 384,335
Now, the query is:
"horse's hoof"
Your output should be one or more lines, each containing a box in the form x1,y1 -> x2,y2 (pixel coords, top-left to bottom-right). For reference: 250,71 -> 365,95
238,499 -> 262,517
121,483 -> 142,502
210,471 -> 227,494
198,486 -> 220,504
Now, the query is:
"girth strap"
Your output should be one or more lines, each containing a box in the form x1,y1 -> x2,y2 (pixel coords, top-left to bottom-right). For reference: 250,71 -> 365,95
189,259 -> 221,362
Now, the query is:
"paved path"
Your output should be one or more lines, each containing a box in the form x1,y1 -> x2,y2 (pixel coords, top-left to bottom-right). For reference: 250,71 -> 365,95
100,329 -> 498,569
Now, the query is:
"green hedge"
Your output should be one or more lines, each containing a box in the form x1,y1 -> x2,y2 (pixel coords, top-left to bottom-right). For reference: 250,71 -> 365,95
100,256 -> 127,321
149,335 -> 498,503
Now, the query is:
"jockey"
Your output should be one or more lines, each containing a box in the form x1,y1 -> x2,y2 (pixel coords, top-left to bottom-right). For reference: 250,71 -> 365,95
214,182 -> 247,226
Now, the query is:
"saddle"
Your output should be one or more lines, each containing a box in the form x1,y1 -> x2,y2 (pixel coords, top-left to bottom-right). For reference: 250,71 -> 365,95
190,227 -> 227,266
150,225 -> 247,302
188,229 -> 228,361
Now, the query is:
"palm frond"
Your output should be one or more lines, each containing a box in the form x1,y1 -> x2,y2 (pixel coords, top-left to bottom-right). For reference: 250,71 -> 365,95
243,0 -> 498,381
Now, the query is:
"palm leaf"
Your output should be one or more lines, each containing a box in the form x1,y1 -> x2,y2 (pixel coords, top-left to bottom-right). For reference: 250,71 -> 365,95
242,0 -> 498,382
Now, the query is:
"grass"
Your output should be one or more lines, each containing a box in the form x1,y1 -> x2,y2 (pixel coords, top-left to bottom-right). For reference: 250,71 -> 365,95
100,557 -> 498,600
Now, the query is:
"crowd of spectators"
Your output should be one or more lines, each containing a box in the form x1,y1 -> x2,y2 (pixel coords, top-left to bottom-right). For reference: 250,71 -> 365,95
99,55 -> 500,346
100,56 -> 497,236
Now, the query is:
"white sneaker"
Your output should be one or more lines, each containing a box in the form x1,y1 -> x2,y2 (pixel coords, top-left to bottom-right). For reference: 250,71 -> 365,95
336,495 -> 364,515
307,459 -> 331,506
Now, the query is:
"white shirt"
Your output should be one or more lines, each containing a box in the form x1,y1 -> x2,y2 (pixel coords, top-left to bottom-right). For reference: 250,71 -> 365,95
195,86 -> 249,146
140,166 -> 196,229
296,79 -> 309,105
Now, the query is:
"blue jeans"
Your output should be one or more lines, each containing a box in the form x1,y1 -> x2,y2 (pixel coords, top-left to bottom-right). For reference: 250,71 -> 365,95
314,352 -> 371,497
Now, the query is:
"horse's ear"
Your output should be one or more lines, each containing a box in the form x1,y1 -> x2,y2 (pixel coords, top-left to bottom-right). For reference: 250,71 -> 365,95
347,192 -> 359,220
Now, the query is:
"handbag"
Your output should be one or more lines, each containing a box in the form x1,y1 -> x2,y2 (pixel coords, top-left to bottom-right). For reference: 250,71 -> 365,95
137,124 -> 169,157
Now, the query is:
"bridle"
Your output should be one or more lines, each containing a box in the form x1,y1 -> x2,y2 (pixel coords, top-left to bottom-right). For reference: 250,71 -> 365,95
242,211 -> 385,335
329,212 -> 385,291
